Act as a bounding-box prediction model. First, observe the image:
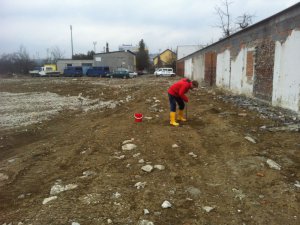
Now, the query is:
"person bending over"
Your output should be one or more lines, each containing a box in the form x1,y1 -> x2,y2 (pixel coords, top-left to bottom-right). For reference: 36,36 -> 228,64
168,78 -> 198,126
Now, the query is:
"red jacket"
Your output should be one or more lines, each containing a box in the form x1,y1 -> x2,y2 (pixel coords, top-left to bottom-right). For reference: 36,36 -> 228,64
168,78 -> 192,102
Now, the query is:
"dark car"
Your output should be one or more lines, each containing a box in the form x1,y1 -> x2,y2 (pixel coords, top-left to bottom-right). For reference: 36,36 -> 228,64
137,70 -> 144,75
108,68 -> 130,78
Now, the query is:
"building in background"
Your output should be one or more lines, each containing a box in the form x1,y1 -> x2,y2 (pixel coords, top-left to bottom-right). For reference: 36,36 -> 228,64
56,59 -> 93,74
177,45 -> 204,60
177,3 -> 300,113
94,51 -> 136,72
119,44 -> 139,53
153,49 -> 176,68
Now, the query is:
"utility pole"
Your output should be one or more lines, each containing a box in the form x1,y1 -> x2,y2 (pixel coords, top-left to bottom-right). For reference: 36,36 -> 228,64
70,25 -> 74,59
93,41 -> 97,53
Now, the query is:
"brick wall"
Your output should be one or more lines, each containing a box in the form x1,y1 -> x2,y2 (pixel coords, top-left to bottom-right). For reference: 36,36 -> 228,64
246,51 -> 254,80
253,40 -> 275,101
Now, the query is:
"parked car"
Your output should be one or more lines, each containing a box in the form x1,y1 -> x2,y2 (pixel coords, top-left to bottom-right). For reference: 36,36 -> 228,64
108,68 -> 138,79
63,66 -> 83,77
137,70 -> 144,75
108,68 -> 130,78
154,68 -> 175,77
86,66 -> 110,77
129,71 -> 138,78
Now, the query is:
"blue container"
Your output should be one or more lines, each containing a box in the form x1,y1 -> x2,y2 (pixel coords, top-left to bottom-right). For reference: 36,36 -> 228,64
86,66 -> 110,77
63,66 -> 83,77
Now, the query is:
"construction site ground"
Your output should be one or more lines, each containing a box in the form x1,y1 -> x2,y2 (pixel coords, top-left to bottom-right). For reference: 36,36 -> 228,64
0,75 -> 299,225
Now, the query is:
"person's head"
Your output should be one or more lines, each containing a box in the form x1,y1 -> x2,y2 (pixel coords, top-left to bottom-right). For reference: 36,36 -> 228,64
191,80 -> 199,89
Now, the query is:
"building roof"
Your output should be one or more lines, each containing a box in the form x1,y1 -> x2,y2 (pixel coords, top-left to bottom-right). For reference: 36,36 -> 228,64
153,49 -> 176,60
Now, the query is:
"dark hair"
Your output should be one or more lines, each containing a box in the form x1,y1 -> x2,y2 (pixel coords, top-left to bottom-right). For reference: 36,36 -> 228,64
192,80 -> 199,88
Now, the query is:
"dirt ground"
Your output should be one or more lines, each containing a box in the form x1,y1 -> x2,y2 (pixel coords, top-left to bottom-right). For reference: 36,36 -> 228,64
0,76 -> 299,225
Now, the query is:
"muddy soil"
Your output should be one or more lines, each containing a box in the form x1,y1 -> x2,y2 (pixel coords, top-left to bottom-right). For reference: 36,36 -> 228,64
0,76 -> 299,225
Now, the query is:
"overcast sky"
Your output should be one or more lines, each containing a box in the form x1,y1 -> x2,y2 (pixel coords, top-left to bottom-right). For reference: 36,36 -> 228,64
0,0 -> 298,58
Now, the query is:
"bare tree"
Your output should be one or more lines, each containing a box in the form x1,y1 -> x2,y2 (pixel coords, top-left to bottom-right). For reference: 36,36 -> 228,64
0,45 -> 34,75
236,13 -> 254,29
215,0 -> 254,38
50,46 -> 65,63
16,45 -> 34,74
215,0 -> 234,38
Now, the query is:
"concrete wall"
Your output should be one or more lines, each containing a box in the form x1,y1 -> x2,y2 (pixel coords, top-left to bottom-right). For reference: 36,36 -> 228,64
178,3 -> 300,113
94,51 -> 136,72
192,54 -> 205,82
56,60 -> 93,74
272,30 -> 300,112
184,58 -> 192,79
216,49 -> 231,89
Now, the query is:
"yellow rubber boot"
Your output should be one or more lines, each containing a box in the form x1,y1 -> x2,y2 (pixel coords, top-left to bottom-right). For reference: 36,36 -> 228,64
170,112 -> 179,126
177,110 -> 187,122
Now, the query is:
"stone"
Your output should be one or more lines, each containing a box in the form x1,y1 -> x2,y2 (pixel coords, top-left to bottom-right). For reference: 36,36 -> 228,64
186,186 -> 201,198
161,200 -> 172,208
50,183 -> 78,195
295,181 -> 300,188
266,159 -> 281,170
238,113 -> 247,117
42,196 -> 57,204
138,220 -> 154,225
134,182 -> 147,189
122,138 -> 134,144
107,219 -> 113,224
154,165 -> 165,170
18,194 -> 25,199
122,143 -> 137,151
112,192 -> 121,199
82,170 -> 97,177
8,158 -> 17,163
133,153 -> 141,158
244,136 -> 256,143
144,209 -> 150,215
172,144 -> 179,148
71,222 -> 80,225
141,165 -> 153,173
138,159 -> 145,164
144,117 -> 153,120
114,155 -> 125,160
202,206 -> 215,212
0,173 -> 9,181
188,152 -> 197,158
232,188 -> 246,200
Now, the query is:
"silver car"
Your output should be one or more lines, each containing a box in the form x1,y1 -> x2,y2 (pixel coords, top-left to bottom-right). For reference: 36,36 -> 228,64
154,68 -> 175,77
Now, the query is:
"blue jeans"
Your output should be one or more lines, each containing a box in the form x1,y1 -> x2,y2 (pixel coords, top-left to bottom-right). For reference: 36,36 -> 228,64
168,93 -> 185,112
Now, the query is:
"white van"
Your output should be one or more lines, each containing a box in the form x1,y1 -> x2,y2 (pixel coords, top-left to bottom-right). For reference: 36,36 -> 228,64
154,68 -> 175,77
